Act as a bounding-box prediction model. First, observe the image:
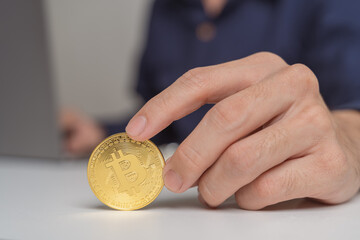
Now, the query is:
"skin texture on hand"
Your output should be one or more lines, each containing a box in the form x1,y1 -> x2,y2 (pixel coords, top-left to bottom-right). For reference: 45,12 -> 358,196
126,52 -> 360,210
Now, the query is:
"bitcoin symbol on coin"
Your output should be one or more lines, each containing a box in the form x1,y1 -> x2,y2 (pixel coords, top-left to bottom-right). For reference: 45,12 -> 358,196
87,132 -> 165,210
106,149 -> 146,196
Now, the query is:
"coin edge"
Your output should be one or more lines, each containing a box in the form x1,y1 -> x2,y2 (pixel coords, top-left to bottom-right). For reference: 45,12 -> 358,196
87,132 -> 165,211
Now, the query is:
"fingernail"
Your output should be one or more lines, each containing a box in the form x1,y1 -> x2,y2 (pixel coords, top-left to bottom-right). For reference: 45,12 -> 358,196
126,115 -> 146,137
163,169 -> 183,192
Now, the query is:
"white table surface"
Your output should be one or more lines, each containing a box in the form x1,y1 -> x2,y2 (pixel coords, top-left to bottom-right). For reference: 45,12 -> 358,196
1,156 -> 360,240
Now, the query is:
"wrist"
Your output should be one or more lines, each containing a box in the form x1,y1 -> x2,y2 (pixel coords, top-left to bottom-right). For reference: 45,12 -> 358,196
332,110 -> 360,187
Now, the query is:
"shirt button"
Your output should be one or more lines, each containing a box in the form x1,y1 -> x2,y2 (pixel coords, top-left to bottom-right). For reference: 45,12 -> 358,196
196,22 -> 216,42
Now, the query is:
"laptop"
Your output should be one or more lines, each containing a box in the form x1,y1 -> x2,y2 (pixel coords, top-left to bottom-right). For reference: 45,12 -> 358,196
0,0 -> 61,159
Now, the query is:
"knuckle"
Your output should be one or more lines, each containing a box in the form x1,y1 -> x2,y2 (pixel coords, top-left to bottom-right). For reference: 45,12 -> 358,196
143,93 -> 172,119
280,169 -> 299,197
225,128 -> 288,179
176,143 -> 203,173
253,51 -> 287,66
180,67 -> 209,94
198,180 -> 218,207
234,192 -> 261,210
299,104 -> 333,135
234,193 -> 244,209
260,127 -> 288,156
253,175 -> 277,199
288,64 -> 319,95
225,144 -> 255,177
317,148 -> 348,179
207,103 -> 235,132
234,193 -> 253,210
150,91 -> 174,112
251,81 -> 269,100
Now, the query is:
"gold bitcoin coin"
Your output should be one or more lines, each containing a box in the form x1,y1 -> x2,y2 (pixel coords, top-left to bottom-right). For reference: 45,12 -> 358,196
87,132 -> 165,210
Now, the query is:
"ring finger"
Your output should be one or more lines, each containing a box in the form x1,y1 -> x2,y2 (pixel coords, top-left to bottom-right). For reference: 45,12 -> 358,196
197,111 -> 320,207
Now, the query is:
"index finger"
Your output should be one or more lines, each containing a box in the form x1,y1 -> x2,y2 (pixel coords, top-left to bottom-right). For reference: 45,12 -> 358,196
126,52 -> 286,141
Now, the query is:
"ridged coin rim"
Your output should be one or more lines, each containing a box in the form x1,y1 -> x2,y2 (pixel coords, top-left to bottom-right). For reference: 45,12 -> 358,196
87,132 -> 165,210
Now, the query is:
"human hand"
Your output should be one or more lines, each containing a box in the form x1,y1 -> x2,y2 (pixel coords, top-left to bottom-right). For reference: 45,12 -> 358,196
60,108 -> 105,157
126,52 -> 360,209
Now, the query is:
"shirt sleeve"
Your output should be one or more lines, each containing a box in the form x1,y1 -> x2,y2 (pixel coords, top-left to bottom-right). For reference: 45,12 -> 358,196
301,0 -> 360,110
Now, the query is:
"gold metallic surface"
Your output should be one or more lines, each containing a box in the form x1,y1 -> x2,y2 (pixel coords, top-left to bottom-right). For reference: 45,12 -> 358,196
87,132 -> 165,210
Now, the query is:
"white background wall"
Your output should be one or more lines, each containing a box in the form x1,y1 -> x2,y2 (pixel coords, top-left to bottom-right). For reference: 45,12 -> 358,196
46,0 -> 151,120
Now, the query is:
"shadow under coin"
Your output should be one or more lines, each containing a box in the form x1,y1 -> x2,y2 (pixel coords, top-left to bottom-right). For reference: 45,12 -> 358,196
82,197 -> 331,212
86,204 -> 115,211
81,196 -> 203,211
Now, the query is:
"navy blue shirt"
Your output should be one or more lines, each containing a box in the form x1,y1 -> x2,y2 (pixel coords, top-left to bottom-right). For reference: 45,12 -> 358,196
106,0 -> 360,144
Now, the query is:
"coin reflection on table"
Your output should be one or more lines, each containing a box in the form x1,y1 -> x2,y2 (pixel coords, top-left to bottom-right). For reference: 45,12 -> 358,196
87,132 -> 165,210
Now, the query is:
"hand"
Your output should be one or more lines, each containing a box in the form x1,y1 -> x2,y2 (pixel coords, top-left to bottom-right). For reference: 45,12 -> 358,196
60,108 -> 105,157
126,52 -> 360,210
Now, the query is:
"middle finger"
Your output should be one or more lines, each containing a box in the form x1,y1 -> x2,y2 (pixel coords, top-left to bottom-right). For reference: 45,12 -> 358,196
163,66 -> 303,193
